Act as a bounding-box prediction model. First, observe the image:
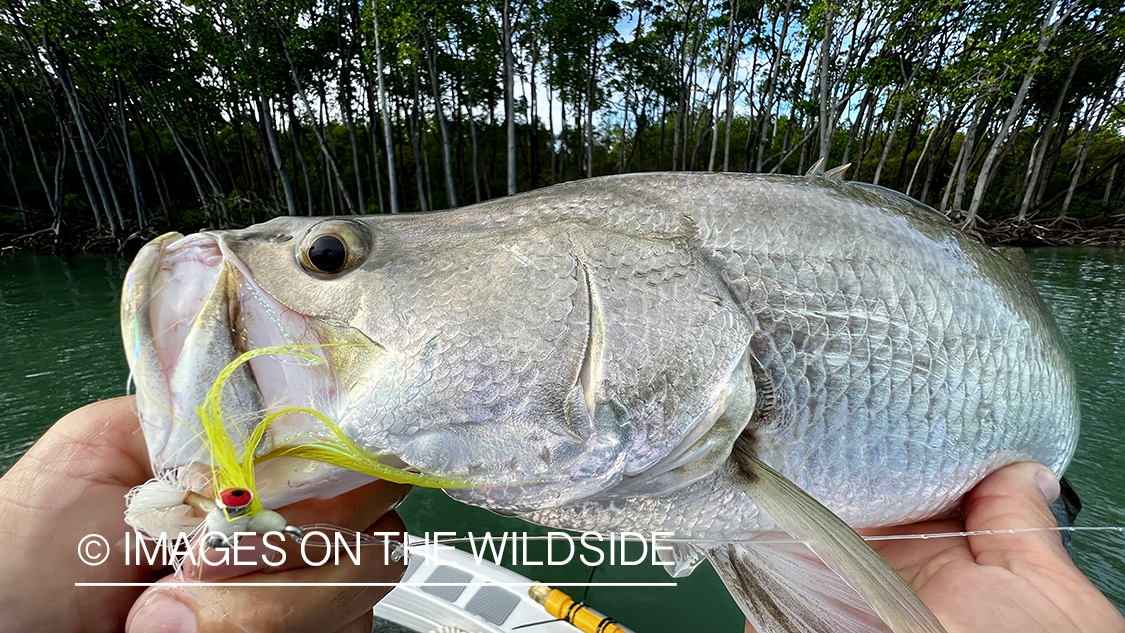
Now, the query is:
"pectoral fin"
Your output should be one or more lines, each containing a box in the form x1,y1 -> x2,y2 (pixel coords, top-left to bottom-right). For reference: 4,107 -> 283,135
728,437 -> 947,633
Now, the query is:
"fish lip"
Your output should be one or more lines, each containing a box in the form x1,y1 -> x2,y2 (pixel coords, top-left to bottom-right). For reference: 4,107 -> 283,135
122,231 -> 184,459
122,232 -> 182,362
124,232 -> 281,470
124,230 -> 382,507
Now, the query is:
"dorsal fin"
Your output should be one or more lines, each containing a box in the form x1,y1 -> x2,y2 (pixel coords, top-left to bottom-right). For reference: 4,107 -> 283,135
824,163 -> 852,180
805,157 -> 827,177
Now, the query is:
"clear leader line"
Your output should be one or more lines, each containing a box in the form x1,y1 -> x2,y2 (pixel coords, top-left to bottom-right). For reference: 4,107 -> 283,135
74,582 -> 678,587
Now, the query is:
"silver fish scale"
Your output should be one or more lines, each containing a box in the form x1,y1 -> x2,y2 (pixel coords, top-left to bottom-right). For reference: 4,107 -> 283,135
527,459 -> 772,536
370,217 -> 751,503
488,180 -> 700,241
579,230 -> 743,475
524,173 -> 1077,534
350,241 -> 591,474
694,175 -> 1073,527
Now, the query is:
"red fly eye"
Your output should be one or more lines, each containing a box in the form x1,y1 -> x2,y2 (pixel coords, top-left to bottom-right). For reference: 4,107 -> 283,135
220,487 -> 253,508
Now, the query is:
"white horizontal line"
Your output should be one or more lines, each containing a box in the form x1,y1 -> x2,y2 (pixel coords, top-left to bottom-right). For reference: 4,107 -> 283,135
75,582 -> 677,588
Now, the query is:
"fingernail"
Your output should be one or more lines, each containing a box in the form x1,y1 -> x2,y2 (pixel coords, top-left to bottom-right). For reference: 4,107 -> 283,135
129,596 -> 196,633
1035,467 -> 1061,504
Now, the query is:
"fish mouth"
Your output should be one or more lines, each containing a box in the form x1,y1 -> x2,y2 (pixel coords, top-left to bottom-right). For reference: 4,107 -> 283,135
122,232 -> 372,506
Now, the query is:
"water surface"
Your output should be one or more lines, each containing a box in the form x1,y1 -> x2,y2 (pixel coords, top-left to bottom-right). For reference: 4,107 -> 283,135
0,255 -> 130,465
1021,248 -> 1125,607
0,249 -> 1121,630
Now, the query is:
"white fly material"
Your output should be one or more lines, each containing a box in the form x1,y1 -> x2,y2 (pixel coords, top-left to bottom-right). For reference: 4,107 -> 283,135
124,471 -> 204,539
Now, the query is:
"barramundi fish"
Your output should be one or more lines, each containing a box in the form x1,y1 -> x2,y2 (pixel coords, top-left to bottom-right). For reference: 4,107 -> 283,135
120,172 -> 1079,633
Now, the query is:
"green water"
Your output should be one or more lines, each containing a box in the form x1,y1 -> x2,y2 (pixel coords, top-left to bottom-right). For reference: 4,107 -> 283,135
1,249 -> 1122,631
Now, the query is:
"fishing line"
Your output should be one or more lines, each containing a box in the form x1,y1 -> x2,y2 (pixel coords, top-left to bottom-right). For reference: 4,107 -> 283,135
308,526 -> 1125,549
425,526 -> 1122,547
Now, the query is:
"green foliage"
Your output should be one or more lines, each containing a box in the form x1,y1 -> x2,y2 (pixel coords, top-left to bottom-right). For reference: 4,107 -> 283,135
0,0 -> 1120,245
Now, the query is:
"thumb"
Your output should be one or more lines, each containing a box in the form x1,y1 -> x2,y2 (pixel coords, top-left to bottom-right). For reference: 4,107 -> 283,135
961,463 -> 1125,632
962,461 -> 1068,567
126,511 -> 407,633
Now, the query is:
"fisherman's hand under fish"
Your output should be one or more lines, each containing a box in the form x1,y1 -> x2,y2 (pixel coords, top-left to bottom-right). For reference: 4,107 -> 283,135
2,172 -> 1122,633
0,396 -> 411,633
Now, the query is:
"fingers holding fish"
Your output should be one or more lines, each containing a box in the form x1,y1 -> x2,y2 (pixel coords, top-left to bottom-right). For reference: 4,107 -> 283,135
951,464 -> 1125,633
960,462 -> 1124,631
861,462 -> 1125,633
961,461 -> 1067,564
26,395 -> 150,488
126,511 -> 408,633
0,396 -> 161,633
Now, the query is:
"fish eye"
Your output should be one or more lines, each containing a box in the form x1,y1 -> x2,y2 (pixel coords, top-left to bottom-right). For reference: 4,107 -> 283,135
308,235 -> 347,273
297,221 -> 371,275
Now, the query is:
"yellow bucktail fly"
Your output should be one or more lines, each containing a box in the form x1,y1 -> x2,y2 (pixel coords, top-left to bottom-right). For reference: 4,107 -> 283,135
197,345 -> 472,520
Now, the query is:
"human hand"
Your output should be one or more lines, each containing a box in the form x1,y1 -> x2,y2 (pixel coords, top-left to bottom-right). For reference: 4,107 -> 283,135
0,396 -> 411,633
862,462 -> 1125,633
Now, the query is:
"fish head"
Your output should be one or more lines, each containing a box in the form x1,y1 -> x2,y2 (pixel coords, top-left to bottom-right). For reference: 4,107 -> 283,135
122,222 -> 379,507
122,213 -> 668,512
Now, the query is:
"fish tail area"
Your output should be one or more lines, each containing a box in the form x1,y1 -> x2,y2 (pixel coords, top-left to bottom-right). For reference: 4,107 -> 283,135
727,437 -> 947,633
1052,476 -> 1082,551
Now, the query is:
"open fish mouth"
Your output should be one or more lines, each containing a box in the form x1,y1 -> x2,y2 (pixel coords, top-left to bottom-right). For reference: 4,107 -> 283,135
121,232 -> 372,506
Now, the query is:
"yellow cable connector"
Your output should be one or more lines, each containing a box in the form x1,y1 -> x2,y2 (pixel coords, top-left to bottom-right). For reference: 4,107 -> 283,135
529,583 -> 629,633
